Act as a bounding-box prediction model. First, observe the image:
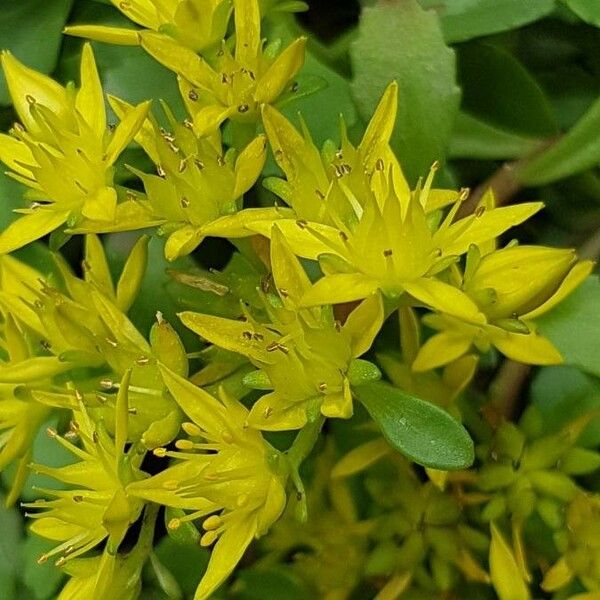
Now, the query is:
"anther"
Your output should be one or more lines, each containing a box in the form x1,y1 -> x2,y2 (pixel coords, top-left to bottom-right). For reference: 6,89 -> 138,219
318,382 -> 327,392
200,530 -> 219,547
291,81 -> 299,92
202,515 -> 222,530
100,379 -> 113,389
46,427 -> 57,438
237,104 -> 249,113
375,158 -> 385,171
168,518 -> 181,530
180,196 -> 190,208
188,89 -> 199,101
153,447 -> 167,457
383,249 -> 393,257
136,355 -> 150,365
25,94 -> 36,105
175,439 -> 195,450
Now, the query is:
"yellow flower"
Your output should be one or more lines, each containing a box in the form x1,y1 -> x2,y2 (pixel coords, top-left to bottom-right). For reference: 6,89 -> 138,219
179,226 -> 384,430
0,44 -> 151,253
139,0 -> 306,136
413,245 -> 593,370
66,0 -> 234,51
25,373 -> 146,567
128,364 -> 286,600
57,504 -> 158,600
104,97 -> 288,260
65,0 -> 306,50
248,84 -> 544,311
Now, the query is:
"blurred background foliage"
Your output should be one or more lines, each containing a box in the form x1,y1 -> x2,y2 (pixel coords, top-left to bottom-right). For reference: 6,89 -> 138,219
0,0 -> 599,598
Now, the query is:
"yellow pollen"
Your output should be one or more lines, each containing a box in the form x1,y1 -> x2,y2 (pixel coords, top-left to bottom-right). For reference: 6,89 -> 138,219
168,518 -> 181,530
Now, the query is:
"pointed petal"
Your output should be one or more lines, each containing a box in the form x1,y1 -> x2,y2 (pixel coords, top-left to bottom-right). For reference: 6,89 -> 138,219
523,260 -> 594,320
247,391 -> 308,431
105,101 -> 151,165
0,51 -> 68,130
247,218 -> 342,260
490,328 -> 562,365
300,273 -> 379,306
233,134 -> 267,198
64,25 -> 140,46
270,224 -> 312,306
85,233 -> 115,298
412,331 -> 474,372
343,293 -> 384,357
359,82 -> 397,166
178,311 -> 271,363
0,209 -> 69,254
200,207 -> 292,239
139,31 -> 215,88
0,133 -> 35,177
116,234 -> 149,312
158,364 -> 228,439
81,186 -> 117,222
194,513 -> 257,600
233,0 -> 261,66
192,104 -> 236,137
255,38 -> 306,104
489,523 -> 531,600
436,202 -> 543,256
403,278 -> 486,324
76,43 -> 106,139
165,225 -> 204,261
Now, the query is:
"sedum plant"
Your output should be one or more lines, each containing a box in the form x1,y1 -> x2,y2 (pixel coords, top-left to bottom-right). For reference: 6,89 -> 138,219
0,0 -> 599,599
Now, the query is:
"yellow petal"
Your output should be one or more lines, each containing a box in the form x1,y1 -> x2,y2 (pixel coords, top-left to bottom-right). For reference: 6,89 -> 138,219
300,273 -> 380,306
490,328 -> 562,365
403,278 -> 486,324
200,207 -> 293,238
76,43 -> 106,139
247,391 -> 308,431
343,292 -> 384,357
233,134 -> 267,198
64,25 -> 140,46
105,100 -> 151,165
192,104 -> 236,137
116,234 -> 149,312
489,523 -> 531,600
194,513 -> 257,600
255,37 -> 307,104
0,51 -> 68,130
331,438 -> 390,478
541,556 -> 573,592
164,225 -> 204,261
0,133 -> 35,177
359,82 -> 398,168
412,331 -> 474,372
81,186 -> 118,222
0,209 -> 70,255
523,260 -> 594,320
436,202 -> 544,256
139,31 -> 215,88
247,218 -> 341,259
178,311 -> 271,363
234,0 -> 261,66
270,224 -> 312,306
85,233 -> 115,298
158,364 -> 228,435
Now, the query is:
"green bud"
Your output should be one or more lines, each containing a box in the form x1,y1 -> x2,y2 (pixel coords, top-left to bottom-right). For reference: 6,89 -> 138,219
493,422 -> 525,462
482,495 -> 507,522
478,463 -> 515,492
150,316 -> 188,377
116,235 -> 149,312
560,447 -> 600,475
528,470 -> 578,503
365,540 -> 397,576
536,497 -> 564,530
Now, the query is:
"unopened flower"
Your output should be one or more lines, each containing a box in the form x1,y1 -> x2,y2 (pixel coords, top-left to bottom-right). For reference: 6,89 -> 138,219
179,226 -> 383,430
128,364 -> 286,600
0,44 -> 151,253
139,0 -> 306,135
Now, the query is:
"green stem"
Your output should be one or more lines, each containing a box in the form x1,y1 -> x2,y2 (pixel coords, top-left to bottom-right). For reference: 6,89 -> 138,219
286,414 -> 325,470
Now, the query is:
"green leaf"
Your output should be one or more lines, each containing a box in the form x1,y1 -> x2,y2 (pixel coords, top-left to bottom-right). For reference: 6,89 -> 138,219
537,276 -> 600,378
0,0 -> 74,105
351,0 -> 460,184
353,381 -> 474,470
449,112 -> 542,160
419,0 -> 556,44
231,567 -> 310,600
530,366 -> 600,447
518,95 -> 600,185
562,0 -> 600,27
0,499 -> 22,600
457,42 -> 557,138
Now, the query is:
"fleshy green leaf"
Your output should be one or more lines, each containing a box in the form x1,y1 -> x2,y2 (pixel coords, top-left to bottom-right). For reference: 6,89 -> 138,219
351,0 -> 460,184
537,276 -> 600,378
563,0 -> 600,27
518,95 -> 600,185
419,0 -> 555,44
353,381 -> 474,470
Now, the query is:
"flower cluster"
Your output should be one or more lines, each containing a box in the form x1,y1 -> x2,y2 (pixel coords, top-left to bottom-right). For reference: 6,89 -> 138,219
0,1 -> 597,599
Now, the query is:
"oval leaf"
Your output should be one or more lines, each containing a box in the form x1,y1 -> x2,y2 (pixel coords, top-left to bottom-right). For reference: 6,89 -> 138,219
353,380 -> 474,470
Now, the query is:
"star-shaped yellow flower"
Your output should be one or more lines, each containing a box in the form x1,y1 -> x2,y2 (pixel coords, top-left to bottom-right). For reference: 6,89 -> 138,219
128,364 -> 287,600
0,44 -> 151,254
